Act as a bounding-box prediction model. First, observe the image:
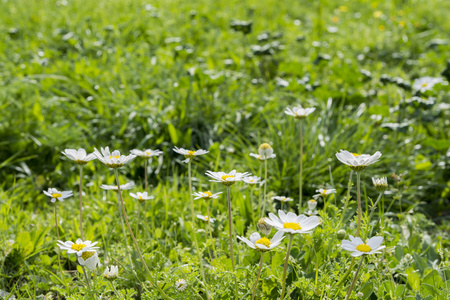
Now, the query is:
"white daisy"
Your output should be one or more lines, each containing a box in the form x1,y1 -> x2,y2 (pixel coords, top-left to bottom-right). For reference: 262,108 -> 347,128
258,143 -> 274,159
335,150 -> 382,172
57,239 -> 99,256
175,279 -> 188,292
103,265 -> 119,280
237,231 -> 285,252
196,215 -> 216,223
43,188 -> 73,203
372,177 -> 388,192
413,77 -> 443,93
94,147 -> 136,168
257,218 -> 273,235
307,199 -> 318,215
129,192 -> 154,203
192,191 -> 222,200
265,210 -> 321,234
173,147 -> 208,163
285,105 -> 316,119
78,250 -> 101,270
61,148 -> 96,165
250,153 -> 276,161
341,235 -> 386,257
205,170 -> 251,186
272,196 -> 294,203
313,188 -> 336,199
243,176 -> 264,185
130,149 -> 163,159
100,182 -> 135,191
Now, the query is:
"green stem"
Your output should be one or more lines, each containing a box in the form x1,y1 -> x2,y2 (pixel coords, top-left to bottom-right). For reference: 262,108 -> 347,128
250,186 -> 255,227
339,171 -> 354,226
226,186 -> 238,297
356,172 -> 362,237
345,258 -> 364,300
261,158 -> 268,218
82,266 -> 91,289
299,119 -> 303,209
257,164 -> 262,220
54,205 -> 66,285
251,252 -> 265,300
114,169 -> 173,300
206,203 -> 217,259
136,203 -> 141,243
280,234 -> 294,300
368,193 -> 383,223
79,166 -> 84,240
116,193 -> 133,268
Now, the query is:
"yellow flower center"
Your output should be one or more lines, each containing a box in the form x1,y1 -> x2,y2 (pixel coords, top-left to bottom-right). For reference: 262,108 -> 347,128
422,83 -> 427,87
283,222 -> 302,230
250,179 -> 254,182
204,216 -> 210,221
52,193 -> 62,198
138,196 -> 143,199
81,251 -> 95,260
321,189 -> 327,195
255,237 -> 271,248
71,244 -> 86,251
146,151 -> 151,155
351,153 -> 361,157
259,143 -> 272,150
110,155 -> 120,159
356,244 -> 372,252
204,191 -> 213,197
221,175 -> 235,181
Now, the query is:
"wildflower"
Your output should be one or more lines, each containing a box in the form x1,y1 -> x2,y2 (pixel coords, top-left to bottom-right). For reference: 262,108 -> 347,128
78,250 -> 101,270
272,196 -> 294,203
94,147 -> 136,168
413,77 -> 443,93
100,182 -> 135,191
129,191 -> 154,204
57,239 -> 99,256
192,191 -> 222,200
243,176 -> 263,185
265,210 -> 321,235
258,143 -> 274,159
173,147 -> 208,163
103,266 -> 119,280
250,153 -> 276,161
313,188 -> 336,199
341,235 -> 386,256
43,188 -> 73,203
257,218 -> 273,235
372,177 -> 388,192
307,199 -> 318,215
130,149 -> 163,159
62,148 -> 96,165
175,279 -> 188,292
205,170 -> 251,186
196,215 -> 215,223
284,105 -> 315,119
335,150 -> 382,172
237,231 -> 284,252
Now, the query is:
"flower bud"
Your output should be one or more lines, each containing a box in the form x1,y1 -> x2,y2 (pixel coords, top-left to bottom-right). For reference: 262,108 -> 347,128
372,177 -> 388,192
257,218 -> 272,235
337,229 -> 346,240
308,199 -> 317,211
258,143 -> 273,159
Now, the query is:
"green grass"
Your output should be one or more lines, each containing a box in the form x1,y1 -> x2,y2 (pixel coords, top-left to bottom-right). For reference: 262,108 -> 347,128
1,0 -> 449,299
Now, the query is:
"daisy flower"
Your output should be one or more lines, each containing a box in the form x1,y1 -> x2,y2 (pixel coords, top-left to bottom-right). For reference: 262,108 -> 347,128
413,77 -> 443,93
285,105 -> 316,119
130,149 -> 163,159
243,176 -> 264,185
372,177 -> 388,192
173,146 -> 208,163
196,215 -> 216,223
307,199 -> 318,215
313,188 -> 336,199
100,182 -> 135,191
258,143 -> 274,159
205,170 -> 251,186
129,191 -> 154,203
335,150 -> 382,172
103,266 -> 119,280
192,191 -> 222,200
57,239 -> 99,256
250,153 -> 276,161
43,188 -> 73,203
78,250 -> 101,270
61,148 -> 96,165
175,279 -> 188,292
265,210 -> 321,234
272,196 -> 294,203
94,147 -> 136,168
237,231 -> 284,252
341,235 -> 386,257
257,218 -> 273,235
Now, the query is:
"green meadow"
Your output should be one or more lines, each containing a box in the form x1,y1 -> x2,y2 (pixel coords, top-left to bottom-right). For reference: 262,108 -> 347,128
1,0 -> 449,299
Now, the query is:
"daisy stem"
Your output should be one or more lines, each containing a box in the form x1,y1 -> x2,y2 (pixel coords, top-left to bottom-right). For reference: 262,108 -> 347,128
335,257 -> 355,288
114,169 -> 173,300
79,165 -> 84,240
251,252 -> 265,300
143,159 -> 150,242
345,257 -> 364,300
135,203 -> 141,243
226,186 -> 238,297
82,266 -> 91,289
280,234 -> 294,300
368,192 -> 383,223
299,119 -> 303,209
339,171 -> 354,226
261,158 -> 268,218
257,164 -> 262,221
188,162 -> 210,299
109,281 -> 119,297
54,205 -> 66,285
206,203 -> 217,259
356,172 -> 362,237
250,186 -> 255,227
116,193 -> 133,269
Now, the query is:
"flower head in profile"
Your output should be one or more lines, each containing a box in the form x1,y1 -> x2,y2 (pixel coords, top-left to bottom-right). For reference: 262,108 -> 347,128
341,235 -> 386,257
258,143 -> 274,159
100,182 -> 135,191
196,215 -> 215,223
173,147 -> 208,163
192,191 -> 222,200
307,199 -> 318,215
257,218 -> 273,235
237,231 -> 284,252
205,170 -> 251,186
130,192 -> 154,204
57,239 -> 99,256
313,188 -> 336,199
130,149 -> 163,159
243,176 -> 264,185
272,196 -> 294,203
43,188 -> 73,203
335,150 -> 382,172
62,148 -> 96,165
285,105 -> 316,119
94,147 -> 136,168
78,250 -> 101,270
250,153 -> 276,161
372,177 -> 388,192
265,210 -> 321,234
413,77 -> 443,93
103,266 -> 119,280
175,279 -> 188,292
